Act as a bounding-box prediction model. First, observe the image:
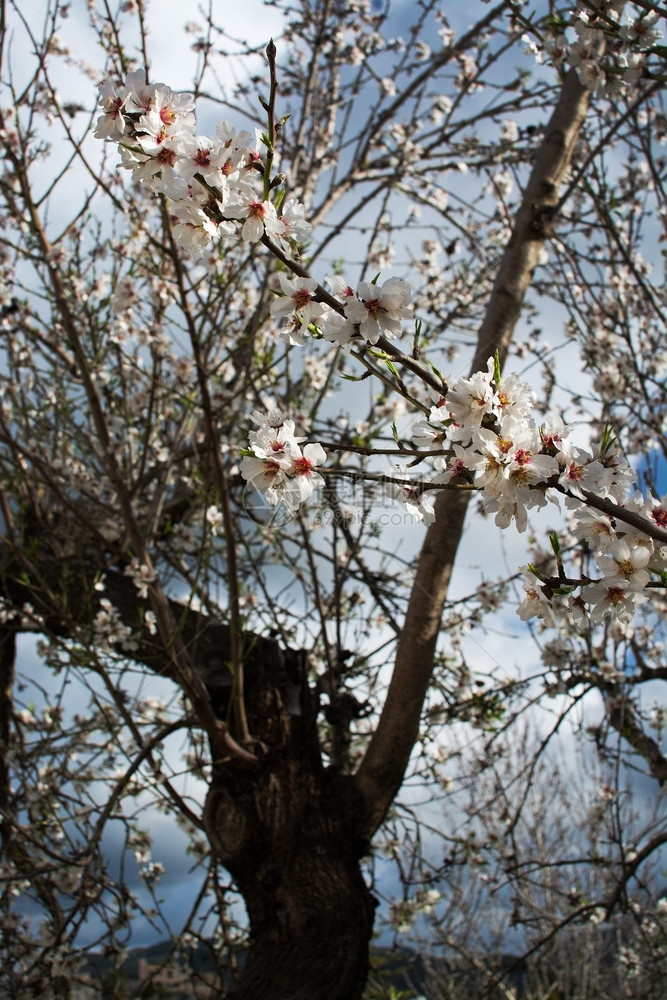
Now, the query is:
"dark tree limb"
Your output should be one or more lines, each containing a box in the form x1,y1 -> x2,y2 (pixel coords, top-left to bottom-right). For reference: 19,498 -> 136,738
0,624 -> 16,852
606,696 -> 667,787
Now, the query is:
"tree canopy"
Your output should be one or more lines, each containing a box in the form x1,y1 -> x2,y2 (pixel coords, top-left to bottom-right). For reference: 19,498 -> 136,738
0,1 -> 666,998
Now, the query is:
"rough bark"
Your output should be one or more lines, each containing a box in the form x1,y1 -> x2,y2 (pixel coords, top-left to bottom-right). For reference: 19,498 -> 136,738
204,642 -> 376,1000
606,698 -> 667,786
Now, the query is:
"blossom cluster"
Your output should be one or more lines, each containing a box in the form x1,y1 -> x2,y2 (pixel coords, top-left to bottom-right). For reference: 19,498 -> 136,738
519,496 -> 667,628
525,2 -> 664,96
271,273 -> 413,348
95,72 -> 417,352
388,887 -> 442,935
95,69 -> 310,258
416,357 -> 667,627
241,354 -> 667,628
240,411 -> 326,512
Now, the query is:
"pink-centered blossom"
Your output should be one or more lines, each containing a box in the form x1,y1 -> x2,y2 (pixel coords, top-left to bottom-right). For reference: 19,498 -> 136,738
270,275 -> 324,339
594,538 -> 650,591
225,194 -> 286,243
516,569 -> 559,628
344,277 -> 412,344
95,80 -> 128,140
386,480 -> 435,524
241,415 -> 326,511
582,578 -> 648,625
177,136 -> 237,186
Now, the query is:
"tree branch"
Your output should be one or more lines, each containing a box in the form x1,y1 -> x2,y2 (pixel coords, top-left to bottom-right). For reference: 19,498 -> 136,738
0,544 -> 276,766
606,696 -> 667,786
355,68 -> 595,838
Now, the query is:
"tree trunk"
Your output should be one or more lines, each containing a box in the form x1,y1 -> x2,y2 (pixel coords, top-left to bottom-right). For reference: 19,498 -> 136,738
204,641 -> 377,1000
218,817 -> 376,1000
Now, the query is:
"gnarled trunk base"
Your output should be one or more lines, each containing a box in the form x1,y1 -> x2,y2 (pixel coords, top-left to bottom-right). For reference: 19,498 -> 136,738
204,642 -> 376,1000
226,842 -> 375,1000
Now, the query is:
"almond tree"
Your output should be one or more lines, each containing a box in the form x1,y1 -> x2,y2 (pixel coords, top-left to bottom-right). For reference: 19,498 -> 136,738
0,2 -> 666,998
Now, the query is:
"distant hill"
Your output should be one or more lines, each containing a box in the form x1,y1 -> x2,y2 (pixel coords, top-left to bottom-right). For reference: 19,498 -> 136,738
80,940 -> 429,997
80,939 -> 526,999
